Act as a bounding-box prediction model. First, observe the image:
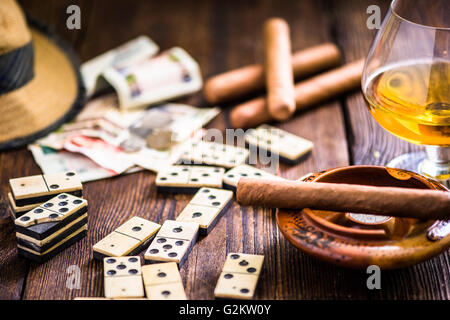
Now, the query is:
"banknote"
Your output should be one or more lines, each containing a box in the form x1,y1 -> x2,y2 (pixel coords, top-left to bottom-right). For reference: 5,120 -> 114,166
28,144 -> 142,182
31,94 -> 217,178
102,47 -> 203,110
62,134 -> 136,173
81,36 -> 159,96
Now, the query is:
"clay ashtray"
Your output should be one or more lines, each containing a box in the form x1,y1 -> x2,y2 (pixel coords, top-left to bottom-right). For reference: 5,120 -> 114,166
276,165 -> 450,269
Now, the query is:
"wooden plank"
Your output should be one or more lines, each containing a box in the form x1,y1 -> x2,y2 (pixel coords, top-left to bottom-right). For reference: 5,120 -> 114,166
330,0 -> 450,299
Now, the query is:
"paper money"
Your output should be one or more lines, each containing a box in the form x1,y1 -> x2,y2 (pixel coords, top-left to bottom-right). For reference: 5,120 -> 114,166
28,144 -> 141,182
62,134 -> 136,173
31,95 -> 218,179
102,47 -> 203,110
81,36 -> 159,96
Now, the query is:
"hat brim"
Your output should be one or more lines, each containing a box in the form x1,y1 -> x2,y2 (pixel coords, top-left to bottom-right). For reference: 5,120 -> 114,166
0,20 -> 85,151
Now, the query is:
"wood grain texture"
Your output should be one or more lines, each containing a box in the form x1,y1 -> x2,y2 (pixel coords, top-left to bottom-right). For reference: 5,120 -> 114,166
1,0 -> 448,300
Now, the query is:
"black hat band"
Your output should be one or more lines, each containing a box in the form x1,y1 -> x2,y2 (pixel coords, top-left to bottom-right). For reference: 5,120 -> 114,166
0,41 -> 34,95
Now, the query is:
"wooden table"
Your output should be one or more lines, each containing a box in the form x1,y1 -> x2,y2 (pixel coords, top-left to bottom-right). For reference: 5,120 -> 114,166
1,0 -> 449,300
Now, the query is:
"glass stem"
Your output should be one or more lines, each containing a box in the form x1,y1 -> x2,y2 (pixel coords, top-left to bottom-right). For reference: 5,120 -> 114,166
419,146 -> 450,183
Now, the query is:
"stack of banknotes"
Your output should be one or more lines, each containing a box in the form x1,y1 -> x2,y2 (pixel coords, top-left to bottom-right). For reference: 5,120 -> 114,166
29,36 -> 218,182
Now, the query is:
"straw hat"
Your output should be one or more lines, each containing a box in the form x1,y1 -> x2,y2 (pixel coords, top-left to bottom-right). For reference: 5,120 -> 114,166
0,0 -> 85,150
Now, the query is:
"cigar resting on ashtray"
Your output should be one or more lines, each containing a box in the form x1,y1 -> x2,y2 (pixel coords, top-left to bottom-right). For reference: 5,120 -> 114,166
203,43 -> 341,104
230,59 -> 365,129
264,18 -> 296,121
236,178 -> 450,220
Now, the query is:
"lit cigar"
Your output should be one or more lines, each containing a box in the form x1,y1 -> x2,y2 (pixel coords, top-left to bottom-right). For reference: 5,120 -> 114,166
230,59 -> 364,129
264,18 -> 295,121
236,178 -> 450,220
203,43 -> 341,104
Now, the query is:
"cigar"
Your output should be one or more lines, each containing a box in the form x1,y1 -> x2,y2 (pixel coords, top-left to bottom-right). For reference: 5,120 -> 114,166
203,43 -> 341,104
236,178 -> 450,220
230,59 -> 364,129
264,18 -> 295,121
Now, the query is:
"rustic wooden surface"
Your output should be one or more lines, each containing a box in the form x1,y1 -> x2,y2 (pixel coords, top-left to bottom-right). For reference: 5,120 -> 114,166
0,0 -> 448,300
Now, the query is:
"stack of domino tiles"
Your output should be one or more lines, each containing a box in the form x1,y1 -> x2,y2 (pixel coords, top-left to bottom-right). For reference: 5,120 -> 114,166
9,172 -> 87,263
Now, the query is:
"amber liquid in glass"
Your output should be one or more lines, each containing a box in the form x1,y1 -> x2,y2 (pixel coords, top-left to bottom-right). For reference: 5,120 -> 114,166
364,59 -> 450,146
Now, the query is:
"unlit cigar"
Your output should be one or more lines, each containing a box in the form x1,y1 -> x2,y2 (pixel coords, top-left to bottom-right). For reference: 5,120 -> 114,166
203,43 -> 341,104
264,18 -> 296,121
236,178 -> 450,220
230,59 -> 364,129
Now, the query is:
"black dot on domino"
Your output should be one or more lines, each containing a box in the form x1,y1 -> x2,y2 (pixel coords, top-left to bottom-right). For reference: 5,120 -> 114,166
128,257 -> 138,263
170,172 -> 178,176
132,226 -> 141,232
175,241 -> 184,246
58,194 -> 68,199
66,172 -> 75,176
106,258 -> 116,264
173,227 -> 183,233
58,201 -> 68,206
44,203 -> 53,207
157,238 -> 167,243
160,177 -> 167,181
192,212 -> 202,218
241,288 -> 249,293
240,173 -> 247,176
49,184 -> 59,189
247,267 -> 256,273
128,269 -> 138,274
239,260 -> 249,266
20,216 -> 30,221
157,272 -> 166,278
59,208 -> 68,213
227,174 -> 234,178
212,202 -> 220,206
191,178 -> 198,182
117,264 -> 126,270
208,195 -> 216,200
224,274 -> 233,279
168,252 -> 177,257
163,244 -> 172,250
107,270 -> 116,275
73,199 -> 82,204
202,189 -> 210,193
230,254 -> 240,259
162,290 -> 171,296
150,249 -> 159,254
34,208 -> 43,213
49,214 -> 59,219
